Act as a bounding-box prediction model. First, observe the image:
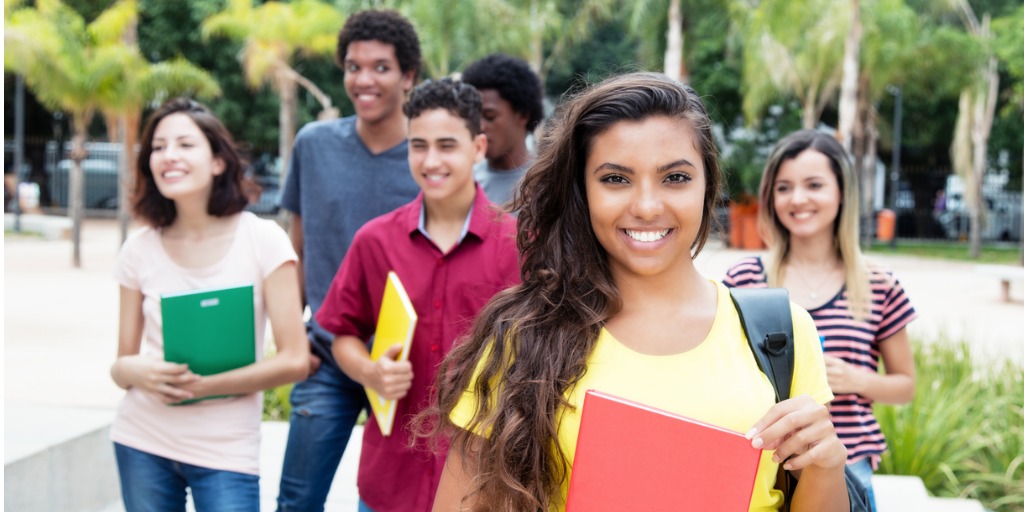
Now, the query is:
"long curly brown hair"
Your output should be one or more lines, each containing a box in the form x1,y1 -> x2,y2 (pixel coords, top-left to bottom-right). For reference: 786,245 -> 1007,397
419,72 -> 722,511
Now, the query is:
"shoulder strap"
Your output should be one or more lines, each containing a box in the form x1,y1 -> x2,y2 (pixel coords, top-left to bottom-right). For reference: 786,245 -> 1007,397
729,288 -> 795,403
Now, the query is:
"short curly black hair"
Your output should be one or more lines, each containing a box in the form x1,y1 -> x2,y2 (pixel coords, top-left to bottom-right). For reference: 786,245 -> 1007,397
403,78 -> 482,137
335,9 -> 421,78
461,53 -> 544,131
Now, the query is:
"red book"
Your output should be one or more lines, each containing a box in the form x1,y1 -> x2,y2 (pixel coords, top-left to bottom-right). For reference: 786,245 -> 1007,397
566,390 -> 762,512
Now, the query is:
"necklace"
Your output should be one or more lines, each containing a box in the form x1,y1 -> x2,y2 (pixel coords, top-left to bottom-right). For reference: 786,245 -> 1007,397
790,263 -> 841,301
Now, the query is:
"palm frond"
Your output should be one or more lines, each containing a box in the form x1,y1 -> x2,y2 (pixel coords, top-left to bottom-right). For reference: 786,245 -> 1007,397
88,0 -> 137,46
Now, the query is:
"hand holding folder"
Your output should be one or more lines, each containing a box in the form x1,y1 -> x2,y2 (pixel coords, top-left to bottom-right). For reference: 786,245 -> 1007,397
161,284 -> 257,405
366,272 -> 418,437
566,390 -> 761,512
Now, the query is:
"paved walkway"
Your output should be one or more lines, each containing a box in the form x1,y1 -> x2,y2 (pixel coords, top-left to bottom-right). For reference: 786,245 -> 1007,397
4,216 -> 1022,509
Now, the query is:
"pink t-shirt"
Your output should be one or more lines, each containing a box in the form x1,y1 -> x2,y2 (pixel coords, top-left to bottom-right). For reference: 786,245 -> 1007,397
111,212 -> 296,475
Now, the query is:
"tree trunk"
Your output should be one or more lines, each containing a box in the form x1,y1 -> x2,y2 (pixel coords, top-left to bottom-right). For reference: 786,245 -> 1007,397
853,71 -> 873,246
837,0 -> 861,152
802,87 -> 818,129
118,17 -> 140,244
528,0 -> 544,80
69,114 -> 90,268
278,75 -> 298,185
664,0 -> 684,83
967,52 -> 999,259
119,111 -> 140,244
281,65 -> 338,120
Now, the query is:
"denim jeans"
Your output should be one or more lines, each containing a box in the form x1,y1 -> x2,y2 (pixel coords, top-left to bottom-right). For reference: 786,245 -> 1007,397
114,442 -> 259,512
358,499 -> 376,512
847,458 -> 878,511
275,360 -> 367,512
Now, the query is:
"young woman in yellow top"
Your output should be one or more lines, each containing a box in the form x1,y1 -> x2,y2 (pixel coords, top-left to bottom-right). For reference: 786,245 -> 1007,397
423,73 -> 850,511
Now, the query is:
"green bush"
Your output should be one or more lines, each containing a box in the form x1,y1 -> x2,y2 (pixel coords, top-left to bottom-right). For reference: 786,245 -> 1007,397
263,383 -> 294,421
876,339 -> 1024,511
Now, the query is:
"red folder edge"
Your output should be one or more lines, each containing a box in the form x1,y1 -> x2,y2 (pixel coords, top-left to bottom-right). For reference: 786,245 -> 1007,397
565,390 -> 762,512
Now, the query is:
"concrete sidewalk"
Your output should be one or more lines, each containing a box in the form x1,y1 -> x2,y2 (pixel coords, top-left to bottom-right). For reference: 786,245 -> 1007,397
4,216 -> 1022,510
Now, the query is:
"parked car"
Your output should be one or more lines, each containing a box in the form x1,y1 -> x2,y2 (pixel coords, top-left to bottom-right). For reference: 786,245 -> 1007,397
246,175 -> 281,215
49,159 -> 120,209
938,191 -> 1022,242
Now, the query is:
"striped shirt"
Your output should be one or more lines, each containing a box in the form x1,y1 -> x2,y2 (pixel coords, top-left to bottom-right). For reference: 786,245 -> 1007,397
723,256 -> 917,468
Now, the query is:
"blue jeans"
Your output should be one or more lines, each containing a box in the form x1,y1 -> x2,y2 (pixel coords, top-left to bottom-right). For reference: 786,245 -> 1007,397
358,499 -> 376,512
114,442 -> 259,512
848,458 -> 878,511
275,360 -> 366,512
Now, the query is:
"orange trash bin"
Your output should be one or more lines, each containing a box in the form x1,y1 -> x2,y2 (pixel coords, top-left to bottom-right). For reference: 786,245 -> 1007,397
876,208 -> 896,242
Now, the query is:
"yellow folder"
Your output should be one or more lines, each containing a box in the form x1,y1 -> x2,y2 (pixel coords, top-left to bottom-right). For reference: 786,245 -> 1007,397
367,271 -> 418,436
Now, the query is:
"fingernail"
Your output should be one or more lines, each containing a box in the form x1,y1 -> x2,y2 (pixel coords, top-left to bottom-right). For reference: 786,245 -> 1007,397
751,437 -> 764,449
745,427 -> 757,440
772,453 -> 780,463
783,463 -> 793,470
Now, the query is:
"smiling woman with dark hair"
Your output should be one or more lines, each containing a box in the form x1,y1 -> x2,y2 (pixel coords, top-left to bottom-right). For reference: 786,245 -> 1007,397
110,98 -> 309,512
422,73 -> 851,512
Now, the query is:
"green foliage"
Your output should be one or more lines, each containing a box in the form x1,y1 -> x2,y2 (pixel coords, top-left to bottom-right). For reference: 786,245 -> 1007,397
262,383 -> 294,421
202,0 -> 343,89
876,340 -> 1024,511
719,103 -> 803,201
544,16 -> 644,100
138,0 -> 304,151
734,0 -> 847,126
993,4 -> 1024,114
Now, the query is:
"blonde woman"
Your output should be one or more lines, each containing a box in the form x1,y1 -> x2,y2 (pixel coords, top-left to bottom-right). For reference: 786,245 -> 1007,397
724,129 -> 917,509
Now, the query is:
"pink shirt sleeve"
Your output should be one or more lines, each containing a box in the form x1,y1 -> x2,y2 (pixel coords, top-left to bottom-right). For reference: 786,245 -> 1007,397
113,228 -> 153,290
251,216 -> 298,279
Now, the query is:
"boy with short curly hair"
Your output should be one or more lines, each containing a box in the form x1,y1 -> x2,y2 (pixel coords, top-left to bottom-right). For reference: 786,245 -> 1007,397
276,9 -> 423,512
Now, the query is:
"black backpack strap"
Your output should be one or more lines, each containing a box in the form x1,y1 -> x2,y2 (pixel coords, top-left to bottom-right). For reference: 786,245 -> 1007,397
730,287 -> 874,511
729,287 -> 795,403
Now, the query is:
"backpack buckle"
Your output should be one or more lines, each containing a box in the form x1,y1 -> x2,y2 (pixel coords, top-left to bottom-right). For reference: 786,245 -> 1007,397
765,332 -> 788,356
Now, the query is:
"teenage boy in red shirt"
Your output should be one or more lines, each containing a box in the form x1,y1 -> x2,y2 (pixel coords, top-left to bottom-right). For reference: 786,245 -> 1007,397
315,78 -> 520,512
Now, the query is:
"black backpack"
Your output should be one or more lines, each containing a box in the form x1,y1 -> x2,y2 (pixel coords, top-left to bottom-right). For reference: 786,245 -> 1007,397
729,287 -> 873,512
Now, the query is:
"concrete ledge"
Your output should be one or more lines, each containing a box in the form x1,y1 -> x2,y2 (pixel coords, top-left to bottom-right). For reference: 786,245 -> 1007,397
874,474 -> 985,512
976,264 -> 1024,302
4,405 -> 119,512
5,213 -> 72,240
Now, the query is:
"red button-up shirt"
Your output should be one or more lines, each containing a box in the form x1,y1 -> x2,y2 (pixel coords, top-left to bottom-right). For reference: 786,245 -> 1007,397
316,185 -> 520,512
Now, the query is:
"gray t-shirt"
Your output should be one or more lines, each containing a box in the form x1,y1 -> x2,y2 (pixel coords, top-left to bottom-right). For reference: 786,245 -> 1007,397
280,116 -> 420,362
473,159 -> 531,208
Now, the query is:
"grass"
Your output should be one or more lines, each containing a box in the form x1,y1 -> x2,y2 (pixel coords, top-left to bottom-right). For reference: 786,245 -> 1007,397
867,240 -> 1021,264
4,228 -> 45,239
876,339 -> 1024,511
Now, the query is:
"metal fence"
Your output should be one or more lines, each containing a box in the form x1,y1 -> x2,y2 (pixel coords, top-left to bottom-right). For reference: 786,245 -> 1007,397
891,166 -> 1022,243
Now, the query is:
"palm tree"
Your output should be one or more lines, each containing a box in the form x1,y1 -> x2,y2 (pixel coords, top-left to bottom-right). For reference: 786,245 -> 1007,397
628,0 -> 688,83
406,0 -> 616,82
5,0 -> 220,266
834,0 -> 921,243
732,0 -> 846,128
91,0 -> 220,243
946,0 -> 1000,259
836,0 -> 861,152
6,0 -> 145,268
202,0 -> 344,181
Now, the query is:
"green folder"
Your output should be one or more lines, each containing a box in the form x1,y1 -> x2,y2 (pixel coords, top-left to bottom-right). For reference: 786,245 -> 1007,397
161,284 -> 256,404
